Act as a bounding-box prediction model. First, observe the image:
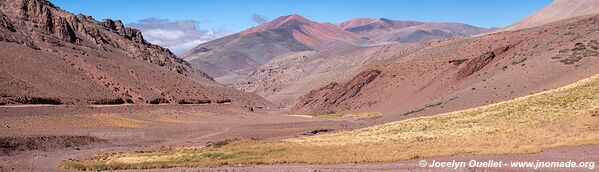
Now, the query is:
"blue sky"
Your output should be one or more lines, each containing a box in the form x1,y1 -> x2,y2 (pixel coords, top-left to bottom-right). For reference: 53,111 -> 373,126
48,0 -> 553,54
50,0 -> 552,31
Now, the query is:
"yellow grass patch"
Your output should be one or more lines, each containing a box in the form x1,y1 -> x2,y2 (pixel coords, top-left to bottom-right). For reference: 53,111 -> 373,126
143,109 -> 188,124
92,114 -> 151,128
0,109 -> 203,134
61,75 -> 599,170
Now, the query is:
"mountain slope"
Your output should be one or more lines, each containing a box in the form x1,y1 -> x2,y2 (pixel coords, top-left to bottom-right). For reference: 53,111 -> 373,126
182,14 -> 357,77
506,0 -> 599,30
232,43 -> 424,107
240,14 -> 358,49
292,12 -> 599,119
0,0 -> 272,107
340,18 -> 424,37
341,18 -> 489,44
338,18 -> 378,29
183,15 -> 490,78
181,30 -> 311,77
230,20 -> 489,108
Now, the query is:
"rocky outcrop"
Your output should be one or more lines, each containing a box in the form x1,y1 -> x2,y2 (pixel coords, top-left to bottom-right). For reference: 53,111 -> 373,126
0,0 -> 212,81
0,12 -> 16,32
100,19 -> 144,43
457,45 -> 513,80
292,70 -> 381,115
0,0 -> 274,107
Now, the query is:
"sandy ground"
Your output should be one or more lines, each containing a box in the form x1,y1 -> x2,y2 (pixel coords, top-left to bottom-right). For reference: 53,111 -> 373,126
0,104 -> 365,171
0,104 -> 597,171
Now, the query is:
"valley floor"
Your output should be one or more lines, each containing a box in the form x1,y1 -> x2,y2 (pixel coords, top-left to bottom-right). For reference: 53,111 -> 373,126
2,74 -> 599,171
0,104 -> 363,171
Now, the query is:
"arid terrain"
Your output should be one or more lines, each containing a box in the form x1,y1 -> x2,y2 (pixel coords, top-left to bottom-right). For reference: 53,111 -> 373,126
181,14 -> 489,78
2,0 -> 599,171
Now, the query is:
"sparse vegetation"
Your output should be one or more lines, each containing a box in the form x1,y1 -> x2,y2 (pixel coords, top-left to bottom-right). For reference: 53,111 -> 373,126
12,96 -> 62,105
555,41 -> 599,64
0,136 -> 104,154
92,98 -> 125,105
0,109 -> 198,133
216,99 -> 232,104
148,98 -> 169,104
177,99 -> 211,104
61,75 -> 599,170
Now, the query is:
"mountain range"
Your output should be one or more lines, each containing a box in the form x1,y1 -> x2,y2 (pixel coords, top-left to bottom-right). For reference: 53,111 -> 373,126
182,15 -> 490,77
229,0 -> 599,118
4,0 -> 599,171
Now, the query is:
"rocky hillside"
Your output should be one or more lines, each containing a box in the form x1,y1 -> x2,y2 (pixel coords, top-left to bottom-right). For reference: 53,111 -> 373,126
0,0 -> 272,108
292,13 -> 599,119
230,43 -> 424,107
0,0 -> 212,82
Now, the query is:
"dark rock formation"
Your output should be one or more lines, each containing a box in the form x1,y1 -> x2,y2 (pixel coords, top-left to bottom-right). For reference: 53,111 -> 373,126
292,70 -> 381,114
457,45 -> 514,80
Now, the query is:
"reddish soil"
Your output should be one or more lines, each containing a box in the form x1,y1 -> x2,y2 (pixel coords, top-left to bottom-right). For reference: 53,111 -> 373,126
0,104 -> 365,171
239,14 -> 358,49
292,13 -> 599,122
1,0 -> 599,171
0,0 -> 272,108
183,14 -> 488,78
292,70 -> 382,115
2,104 -> 597,171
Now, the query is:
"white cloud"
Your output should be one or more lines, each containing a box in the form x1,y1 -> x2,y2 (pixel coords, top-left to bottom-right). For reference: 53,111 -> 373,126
128,18 -> 233,55
169,39 -> 207,54
252,14 -> 268,24
144,29 -> 186,41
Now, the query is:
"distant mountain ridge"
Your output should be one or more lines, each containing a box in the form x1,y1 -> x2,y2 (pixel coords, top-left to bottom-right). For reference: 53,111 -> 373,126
182,14 -> 489,78
340,18 -> 489,44
239,14 -> 358,49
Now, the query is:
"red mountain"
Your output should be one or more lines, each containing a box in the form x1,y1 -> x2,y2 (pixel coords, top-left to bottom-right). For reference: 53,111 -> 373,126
240,14 -> 358,49
338,18 -> 378,30
182,14 -> 358,77
182,15 -> 489,78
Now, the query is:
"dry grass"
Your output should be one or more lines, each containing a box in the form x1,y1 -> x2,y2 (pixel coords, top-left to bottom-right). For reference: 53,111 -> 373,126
92,114 -> 151,128
0,109 -> 201,135
61,75 -> 599,170
0,114 -> 148,134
